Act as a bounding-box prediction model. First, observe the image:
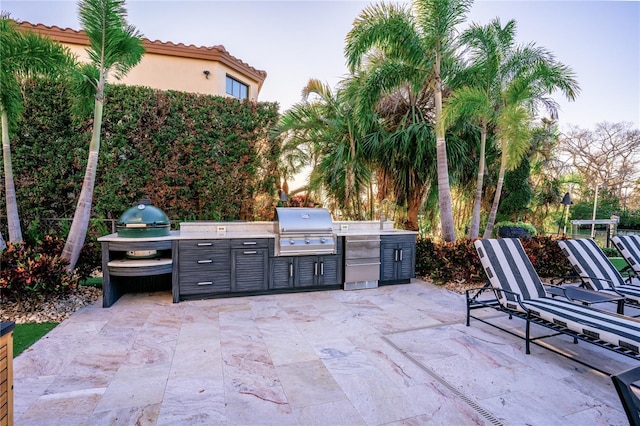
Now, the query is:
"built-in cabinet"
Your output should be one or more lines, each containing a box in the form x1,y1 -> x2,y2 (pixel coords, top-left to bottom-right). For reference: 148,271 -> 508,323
100,231 -> 411,306
231,239 -> 269,292
101,238 -> 175,307
269,238 -> 343,290
178,239 -> 231,297
380,234 -> 416,285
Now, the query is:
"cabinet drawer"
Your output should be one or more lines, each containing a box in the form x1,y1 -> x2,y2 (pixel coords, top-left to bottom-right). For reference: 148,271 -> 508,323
180,270 -> 231,295
179,240 -> 230,251
231,238 -> 269,249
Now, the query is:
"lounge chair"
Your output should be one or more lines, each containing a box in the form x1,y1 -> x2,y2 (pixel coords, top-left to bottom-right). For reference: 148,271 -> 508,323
468,238 -> 640,362
558,238 -> 640,310
612,235 -> 640,281
611,364 -> 640,425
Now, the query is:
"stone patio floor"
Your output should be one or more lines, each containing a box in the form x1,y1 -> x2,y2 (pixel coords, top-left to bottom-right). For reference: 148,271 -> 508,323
12,279 -> 637,425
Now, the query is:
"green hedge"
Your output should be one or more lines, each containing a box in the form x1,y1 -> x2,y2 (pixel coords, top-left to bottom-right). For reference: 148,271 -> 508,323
6,79 -> 281,228
416,236 -> 574,284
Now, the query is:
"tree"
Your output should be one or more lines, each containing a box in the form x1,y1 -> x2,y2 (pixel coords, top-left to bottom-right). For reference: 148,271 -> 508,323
273,79 -> 374,219
0,16 -> 75,243
444,18 -> 579,238
483,105 -> 532,237
345,0 -> 472,241
61,0 -> 144,270
558,122 -> 640,209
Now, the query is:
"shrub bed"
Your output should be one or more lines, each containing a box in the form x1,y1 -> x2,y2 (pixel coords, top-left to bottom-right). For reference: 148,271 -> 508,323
0,235 -> 97,303
416,236 -> 574,285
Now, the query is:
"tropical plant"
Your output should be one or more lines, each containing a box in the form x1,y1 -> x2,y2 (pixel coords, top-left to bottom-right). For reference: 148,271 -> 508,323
61,0 -> 144,270
0,15 -> 76,243
445,18 -> 580,239
344,0 -> 473,241
274,79 -> 375,219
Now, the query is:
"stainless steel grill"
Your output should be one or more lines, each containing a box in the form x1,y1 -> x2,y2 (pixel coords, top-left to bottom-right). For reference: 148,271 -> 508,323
274,208 -> 336,256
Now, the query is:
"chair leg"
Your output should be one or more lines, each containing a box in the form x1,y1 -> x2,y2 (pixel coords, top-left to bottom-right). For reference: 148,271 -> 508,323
525,315 -> 531,354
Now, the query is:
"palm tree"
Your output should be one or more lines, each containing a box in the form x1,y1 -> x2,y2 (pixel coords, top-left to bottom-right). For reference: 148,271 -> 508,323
483,104 -> 532,237
0,16 -> 76,243
61,0 -> 144,270
345,0 -> 472,241
273,79 -> 373,218
445,18 -> 579,239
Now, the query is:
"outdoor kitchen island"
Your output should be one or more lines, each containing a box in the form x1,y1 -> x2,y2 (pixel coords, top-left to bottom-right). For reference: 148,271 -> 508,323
98,212 -> 417,307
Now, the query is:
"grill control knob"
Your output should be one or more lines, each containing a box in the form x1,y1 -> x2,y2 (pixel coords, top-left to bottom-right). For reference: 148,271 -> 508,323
320,238 -> 326,243
305,239 -> 310,244
289,239 -> 295,245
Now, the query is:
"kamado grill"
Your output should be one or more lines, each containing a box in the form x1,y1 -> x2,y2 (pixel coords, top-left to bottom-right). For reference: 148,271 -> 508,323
274,207 -> 336,256
116,199 -> 171,259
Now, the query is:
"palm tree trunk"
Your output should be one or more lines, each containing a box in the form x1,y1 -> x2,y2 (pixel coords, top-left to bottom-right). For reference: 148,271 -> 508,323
483,147 -> 507,239
1,108 -> 23,243
468,121 -> 487,239
434,53 -> 456,242
62,98 -> 103,270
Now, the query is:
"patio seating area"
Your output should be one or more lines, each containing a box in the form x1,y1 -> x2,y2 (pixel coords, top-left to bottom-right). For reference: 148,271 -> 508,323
13,279 -> 636,425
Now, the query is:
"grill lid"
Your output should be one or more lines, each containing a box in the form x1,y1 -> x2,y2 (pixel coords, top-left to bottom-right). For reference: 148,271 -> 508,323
274,207 -> 336,256
275,207 -> 333,233
117,199 -> 170,238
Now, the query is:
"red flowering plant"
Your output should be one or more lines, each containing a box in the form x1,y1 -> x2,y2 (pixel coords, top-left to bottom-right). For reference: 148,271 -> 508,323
0,238 -> 78,303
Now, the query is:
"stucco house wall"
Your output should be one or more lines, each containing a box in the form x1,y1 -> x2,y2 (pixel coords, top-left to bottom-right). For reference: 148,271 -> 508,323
18,22 -> 267,101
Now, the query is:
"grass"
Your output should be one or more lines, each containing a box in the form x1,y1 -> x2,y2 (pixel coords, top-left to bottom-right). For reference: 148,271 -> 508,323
12,278 -> 102,357
13,322 -> 58,357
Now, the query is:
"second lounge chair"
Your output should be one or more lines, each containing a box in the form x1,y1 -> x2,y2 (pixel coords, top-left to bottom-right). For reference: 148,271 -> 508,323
469,238 -> 640,362
558,238 -> 640,310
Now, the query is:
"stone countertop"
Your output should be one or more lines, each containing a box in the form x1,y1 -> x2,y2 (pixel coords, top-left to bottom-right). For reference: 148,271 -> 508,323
98,221 -> 417,242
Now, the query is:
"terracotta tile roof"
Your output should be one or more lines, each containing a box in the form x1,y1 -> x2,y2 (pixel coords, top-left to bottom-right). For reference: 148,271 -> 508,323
16,21 -> 267,84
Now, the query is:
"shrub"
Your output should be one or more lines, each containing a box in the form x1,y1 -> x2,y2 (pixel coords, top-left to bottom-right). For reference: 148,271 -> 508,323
416,235 -> 573,285
416,238 -> 484,284
495,221 -> 537,237
0,239 -> 78,303
520,236 -> 573,278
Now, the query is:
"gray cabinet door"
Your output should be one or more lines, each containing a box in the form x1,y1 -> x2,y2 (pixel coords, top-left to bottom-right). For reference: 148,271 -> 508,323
271,257 -> 295,289
296,256 -> 317,287
380,242 -> 397,281
316,254 -> 341,286
232,248 -> 268,292
380,235 -> 416,284
397,242 -> 415,280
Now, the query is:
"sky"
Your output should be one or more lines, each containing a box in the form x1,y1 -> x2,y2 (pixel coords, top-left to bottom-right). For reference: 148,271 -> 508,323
3,0 -> 639,131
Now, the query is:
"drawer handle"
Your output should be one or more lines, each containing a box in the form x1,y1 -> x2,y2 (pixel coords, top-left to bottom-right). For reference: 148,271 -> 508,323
197,242 -> 213,247
197,281 -> 213,286
243,241 -> 258,245
243,251 -> 257,255
197,259 -> 213,264
345,262 -> 381,267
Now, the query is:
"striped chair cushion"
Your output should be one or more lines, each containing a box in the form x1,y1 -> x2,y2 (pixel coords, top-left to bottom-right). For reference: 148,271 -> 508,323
474,238 -> 547,308
612,235 -> 640,274
525,297 -> 640,352
475,238 -> 640,352
558,239 -> 625,291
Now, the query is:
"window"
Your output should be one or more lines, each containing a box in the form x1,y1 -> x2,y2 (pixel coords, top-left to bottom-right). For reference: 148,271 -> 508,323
226,76 -> 248,100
